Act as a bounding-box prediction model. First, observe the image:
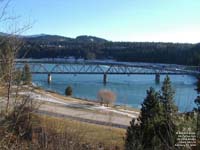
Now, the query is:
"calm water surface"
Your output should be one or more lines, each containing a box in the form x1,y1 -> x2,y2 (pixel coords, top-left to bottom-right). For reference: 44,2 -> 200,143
32,65 -> 197,112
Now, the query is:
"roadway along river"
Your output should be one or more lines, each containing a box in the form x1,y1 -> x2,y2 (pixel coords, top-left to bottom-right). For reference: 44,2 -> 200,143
31,64 -> 198,112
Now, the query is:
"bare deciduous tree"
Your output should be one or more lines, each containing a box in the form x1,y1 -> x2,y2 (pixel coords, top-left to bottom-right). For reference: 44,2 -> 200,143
0,0 -> 32,113
97,89 -> 116,107
0,36 -> 23,113
0,0 -> 10,22
0,10 -> 34,148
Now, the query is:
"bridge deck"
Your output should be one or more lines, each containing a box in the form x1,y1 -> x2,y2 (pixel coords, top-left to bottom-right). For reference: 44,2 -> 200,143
7,59 -> 200,75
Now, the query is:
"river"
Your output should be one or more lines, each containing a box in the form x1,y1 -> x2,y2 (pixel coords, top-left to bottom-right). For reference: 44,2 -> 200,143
31,64 -> 198,112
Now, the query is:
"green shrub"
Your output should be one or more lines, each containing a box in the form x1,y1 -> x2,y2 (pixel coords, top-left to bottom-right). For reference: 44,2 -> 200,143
65,86 -> 73,96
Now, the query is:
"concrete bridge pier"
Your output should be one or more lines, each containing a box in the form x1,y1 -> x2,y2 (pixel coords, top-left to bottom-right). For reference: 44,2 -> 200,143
103,73 -> 107,85
155,73 -> 160,84
48,73 -> 52,83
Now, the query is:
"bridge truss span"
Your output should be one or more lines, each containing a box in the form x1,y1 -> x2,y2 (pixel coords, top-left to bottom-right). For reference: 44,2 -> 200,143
15,62 -> 195,75
14,60 -> 200,84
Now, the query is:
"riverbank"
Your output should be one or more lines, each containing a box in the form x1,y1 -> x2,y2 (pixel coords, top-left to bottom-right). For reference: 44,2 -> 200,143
0,84 -> 140,127
17,85 -> 139,128
34,85 -> 140,112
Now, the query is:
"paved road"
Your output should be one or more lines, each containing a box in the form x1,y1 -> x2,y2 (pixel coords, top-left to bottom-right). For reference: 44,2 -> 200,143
36,109 -> 129,129
1,88 -> 138,129
37,101 -> 133,129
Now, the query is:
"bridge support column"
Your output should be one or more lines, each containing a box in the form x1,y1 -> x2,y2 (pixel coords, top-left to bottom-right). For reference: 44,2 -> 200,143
48,73 -> 52,83
103,74 -> 107,85
155,73 -> 160,84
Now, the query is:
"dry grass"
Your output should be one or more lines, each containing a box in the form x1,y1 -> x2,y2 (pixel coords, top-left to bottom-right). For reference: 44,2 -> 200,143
114,105 -> 140,113
34,88 -> 95,104
0,86 -> 127,149
0,112 -> 126,150
36,114 -> 126,149
0,86 -> 7,97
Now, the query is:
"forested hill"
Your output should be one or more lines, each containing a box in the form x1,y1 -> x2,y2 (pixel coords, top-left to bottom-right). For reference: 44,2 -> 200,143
1,33 -> 200,65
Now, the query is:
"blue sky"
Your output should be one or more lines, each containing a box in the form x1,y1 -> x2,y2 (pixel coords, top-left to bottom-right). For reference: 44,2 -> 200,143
3,0 -> 200,43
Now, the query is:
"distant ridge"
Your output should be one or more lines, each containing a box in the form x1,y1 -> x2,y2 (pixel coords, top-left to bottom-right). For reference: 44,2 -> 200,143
0,32 -> 9,36
76,35 -> 108,43
25,34 -> 49,38
0,32 -> 197,44
1,32 -> 199,66
0,32 -> 108,43
24,34 -> 74,42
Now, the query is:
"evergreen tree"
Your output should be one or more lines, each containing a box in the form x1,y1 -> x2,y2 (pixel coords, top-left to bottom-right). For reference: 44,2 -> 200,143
14,69 -> 23,85
125,118 -> 143,150
125,87 -> 163,150
22,64 -> 32,85
160,75 -> 177,115
65,86 -> 72,96
195,76 -> 200,93
125,79 -> 178,150
195,76 -> 200,148
159,75 -> 177,149
140,87 -> 163,149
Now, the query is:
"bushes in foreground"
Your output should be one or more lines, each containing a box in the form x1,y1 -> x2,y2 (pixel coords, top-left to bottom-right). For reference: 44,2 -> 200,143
0,112 -> 124,150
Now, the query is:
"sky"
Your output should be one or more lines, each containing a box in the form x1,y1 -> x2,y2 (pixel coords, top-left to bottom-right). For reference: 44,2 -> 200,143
2,0 -> 200,43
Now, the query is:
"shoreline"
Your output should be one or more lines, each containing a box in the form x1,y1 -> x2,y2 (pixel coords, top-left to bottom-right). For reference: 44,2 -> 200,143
1,84 -> 139,127
25,84 -> 140,126
32,83 -> 140,112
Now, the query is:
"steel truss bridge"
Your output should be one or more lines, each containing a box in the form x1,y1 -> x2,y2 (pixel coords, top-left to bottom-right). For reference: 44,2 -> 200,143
15,59 -> 200,83
15,60 -> 200,75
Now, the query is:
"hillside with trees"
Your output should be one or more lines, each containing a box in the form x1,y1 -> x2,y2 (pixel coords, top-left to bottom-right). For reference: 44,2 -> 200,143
8,33 -> 199,65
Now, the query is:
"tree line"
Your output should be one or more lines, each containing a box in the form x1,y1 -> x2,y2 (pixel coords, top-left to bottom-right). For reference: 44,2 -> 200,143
17,36 -> 200,65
